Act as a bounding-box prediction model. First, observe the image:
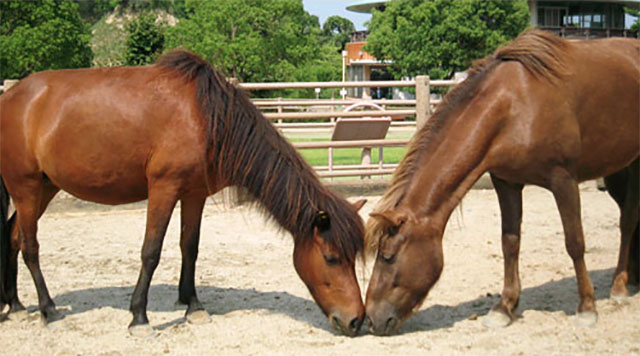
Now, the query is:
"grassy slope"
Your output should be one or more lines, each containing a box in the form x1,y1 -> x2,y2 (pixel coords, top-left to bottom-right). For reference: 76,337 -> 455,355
90,13 -> 129,67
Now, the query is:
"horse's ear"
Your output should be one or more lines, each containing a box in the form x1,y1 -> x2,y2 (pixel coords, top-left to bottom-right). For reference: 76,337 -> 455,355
313,210 -> 331,232
369,210 -> 406,228
352,199 -> 367,212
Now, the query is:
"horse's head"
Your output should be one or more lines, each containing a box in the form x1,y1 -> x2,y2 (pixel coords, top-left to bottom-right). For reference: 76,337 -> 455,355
292,199 -> 367,337
364,208 -> 444,335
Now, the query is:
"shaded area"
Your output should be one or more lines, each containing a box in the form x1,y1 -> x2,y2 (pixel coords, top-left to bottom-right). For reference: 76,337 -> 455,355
5,267 -> 637,336
399,267 -> 637,335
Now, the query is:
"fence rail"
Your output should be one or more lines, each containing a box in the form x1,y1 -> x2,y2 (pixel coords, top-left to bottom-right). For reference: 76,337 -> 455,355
240,76 -> 459,178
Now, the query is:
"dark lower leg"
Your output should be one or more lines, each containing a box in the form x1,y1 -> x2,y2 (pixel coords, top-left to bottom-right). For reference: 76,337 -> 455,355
178,197 -> 206,315
6,183 -> 58,316
129,188 -> 178,328
628,224 -> 639,285
19,214 -> 60,322
4,215 -> 25,314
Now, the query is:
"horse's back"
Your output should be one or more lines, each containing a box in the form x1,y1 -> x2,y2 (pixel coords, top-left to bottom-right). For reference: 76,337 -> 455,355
0,66 -> 207,204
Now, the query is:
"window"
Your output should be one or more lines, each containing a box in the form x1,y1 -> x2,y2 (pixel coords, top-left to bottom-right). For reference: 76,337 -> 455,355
538,6 -> 567,27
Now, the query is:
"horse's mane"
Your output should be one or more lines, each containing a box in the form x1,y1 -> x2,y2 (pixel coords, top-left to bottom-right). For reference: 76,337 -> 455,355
155,50 -> 364,261
365,29 -> 569,253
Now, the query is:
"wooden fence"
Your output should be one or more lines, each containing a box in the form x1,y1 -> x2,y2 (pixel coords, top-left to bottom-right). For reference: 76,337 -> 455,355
238,76 -> 460,178
1,76 -> 461,179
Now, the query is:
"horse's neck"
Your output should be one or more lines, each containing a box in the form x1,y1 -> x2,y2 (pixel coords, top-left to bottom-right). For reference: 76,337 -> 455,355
403,104 -> 501,227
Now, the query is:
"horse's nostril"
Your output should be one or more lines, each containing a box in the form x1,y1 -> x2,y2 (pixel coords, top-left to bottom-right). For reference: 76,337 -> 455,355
348,316 -> 363,334
385,316 -> 398,334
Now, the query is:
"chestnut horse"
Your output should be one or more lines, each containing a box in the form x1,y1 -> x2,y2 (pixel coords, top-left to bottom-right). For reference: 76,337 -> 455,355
364,30 -> 639,335
0,51 -> 366,336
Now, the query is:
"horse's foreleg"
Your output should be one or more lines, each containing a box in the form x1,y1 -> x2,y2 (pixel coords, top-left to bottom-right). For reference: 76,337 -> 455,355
177,195 -> 210,324
549,168 -> 597,327
128,182 -> 178,337
11,178 -> 61,324
483,174 -> 523,328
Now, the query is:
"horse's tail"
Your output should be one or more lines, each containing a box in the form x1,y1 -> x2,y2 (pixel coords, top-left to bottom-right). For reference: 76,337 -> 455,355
0,175 -> 11,303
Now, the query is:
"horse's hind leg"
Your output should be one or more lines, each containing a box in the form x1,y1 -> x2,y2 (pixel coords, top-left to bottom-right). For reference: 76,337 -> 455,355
629,224 -> 639,286
128,182 -> 179,337
9,176 -> 61,324
4,180 -> 59,320
177,195 -> 210,324
483,174 -> 524,328
606,159 -> 639,297
549,168 -> 596,327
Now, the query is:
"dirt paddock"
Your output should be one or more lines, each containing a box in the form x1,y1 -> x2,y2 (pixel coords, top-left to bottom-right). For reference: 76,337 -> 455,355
1,183 -> 638,356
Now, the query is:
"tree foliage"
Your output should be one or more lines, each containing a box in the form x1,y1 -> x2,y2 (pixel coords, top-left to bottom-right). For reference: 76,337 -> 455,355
125,12 -> 165,65
0,0 -> 92,79
365,0 -> 530,80
322,15 -> 355,50
164,0 -> 341,85
625,7 -> 639,33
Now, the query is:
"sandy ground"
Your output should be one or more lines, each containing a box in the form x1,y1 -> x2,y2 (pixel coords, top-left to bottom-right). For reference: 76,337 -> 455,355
0,184 -> 638,356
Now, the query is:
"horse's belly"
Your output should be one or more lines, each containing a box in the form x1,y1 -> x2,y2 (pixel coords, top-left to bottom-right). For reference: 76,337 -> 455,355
37,141 -> 150,205
44,163 -> 149,205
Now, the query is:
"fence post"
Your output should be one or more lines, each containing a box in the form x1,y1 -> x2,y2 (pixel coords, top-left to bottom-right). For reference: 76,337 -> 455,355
415,75 -> 430,129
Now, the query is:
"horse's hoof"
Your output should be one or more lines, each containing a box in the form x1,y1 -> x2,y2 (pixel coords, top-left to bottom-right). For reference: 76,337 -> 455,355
44,318 -> 69,330
128,324 -> 156,338
482,310 -> 512,328
9,310 -> 29,322
186,310 -> 211,325
574,311 -> 597,328
610,290 -> 629,303
41,309 -> 65,325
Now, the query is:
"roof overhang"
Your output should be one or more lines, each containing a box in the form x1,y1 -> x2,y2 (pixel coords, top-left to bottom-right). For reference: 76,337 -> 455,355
530,0 -> 640,7
346,0 -> 388,14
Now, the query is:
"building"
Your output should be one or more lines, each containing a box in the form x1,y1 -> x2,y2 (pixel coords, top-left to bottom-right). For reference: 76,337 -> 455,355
343,0 -> 638,97
529,0 -> 640,38
344,1 -> 389,98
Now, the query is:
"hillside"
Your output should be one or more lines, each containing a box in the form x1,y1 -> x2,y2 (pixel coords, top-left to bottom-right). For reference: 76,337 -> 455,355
90,8 -> 177,67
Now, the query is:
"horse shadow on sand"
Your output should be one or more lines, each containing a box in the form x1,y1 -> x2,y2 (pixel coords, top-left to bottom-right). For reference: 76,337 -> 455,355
10,267 -> 638,336
45,284 -> 332,333
398,267 -> 638,335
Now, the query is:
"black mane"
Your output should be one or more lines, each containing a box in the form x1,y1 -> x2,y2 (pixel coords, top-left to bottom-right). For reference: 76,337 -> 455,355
155,50 -> 364,261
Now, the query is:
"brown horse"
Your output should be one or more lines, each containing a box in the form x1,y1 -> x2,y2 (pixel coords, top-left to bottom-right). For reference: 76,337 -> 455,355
364,30 -> 639,335
0,51 -> 367,336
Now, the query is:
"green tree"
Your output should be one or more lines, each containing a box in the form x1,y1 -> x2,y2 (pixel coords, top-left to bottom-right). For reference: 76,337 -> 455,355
365,0 -> 530,80
322,15 -> 355,50
625,7 -> 639,33
164,0 -> 339,85
0,0 -> 93,79
125,12 -> 165,65
74,0 -> 119,24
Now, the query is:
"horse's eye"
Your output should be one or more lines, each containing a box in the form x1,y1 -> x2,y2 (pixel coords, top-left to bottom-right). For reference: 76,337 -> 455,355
324,254 -> 340,265
379,252 -> 396,264
388,225 -> 399,236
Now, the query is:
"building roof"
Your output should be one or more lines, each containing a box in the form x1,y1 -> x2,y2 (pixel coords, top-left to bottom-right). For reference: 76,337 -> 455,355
346,0 -> 640,14
346,0 -> 388,14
